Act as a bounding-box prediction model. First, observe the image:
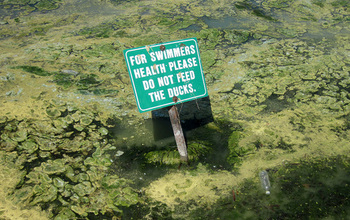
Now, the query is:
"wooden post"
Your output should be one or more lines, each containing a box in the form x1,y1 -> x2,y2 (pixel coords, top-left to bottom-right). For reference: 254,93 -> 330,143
168,101 -> 188,163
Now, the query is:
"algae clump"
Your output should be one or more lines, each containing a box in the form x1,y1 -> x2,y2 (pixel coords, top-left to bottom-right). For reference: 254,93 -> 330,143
0,100 -> 140,219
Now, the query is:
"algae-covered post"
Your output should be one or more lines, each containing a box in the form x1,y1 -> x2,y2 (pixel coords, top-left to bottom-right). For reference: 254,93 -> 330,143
123,38 -> 208,163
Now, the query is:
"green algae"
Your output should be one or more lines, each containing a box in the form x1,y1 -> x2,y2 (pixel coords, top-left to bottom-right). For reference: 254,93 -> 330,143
0,0 -> 62,18
0,101 -> 140,219
0,162 -> 49,220
145,148 -> 350,219
186,156 -> 350,219
145,163 -> 237,211
144,141 -> 212,166
235,1 -> 276,21
331,0 -> 349,7
211,36 -> 350,120
16,64 -> 119,97
227,131 -> 253,166
1,0 -> 350,219
76,17 -> 136,38
52,72 -> 74,88
18,65 -> 52,76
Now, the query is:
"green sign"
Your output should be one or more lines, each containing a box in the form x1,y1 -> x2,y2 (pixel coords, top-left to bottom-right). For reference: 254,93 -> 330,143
123,38 -> 208,113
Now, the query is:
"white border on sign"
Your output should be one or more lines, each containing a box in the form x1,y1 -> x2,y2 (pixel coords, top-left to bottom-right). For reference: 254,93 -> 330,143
124,38 -> 208,112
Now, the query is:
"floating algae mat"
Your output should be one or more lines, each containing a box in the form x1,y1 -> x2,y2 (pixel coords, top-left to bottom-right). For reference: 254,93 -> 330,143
0,0 -> 350,219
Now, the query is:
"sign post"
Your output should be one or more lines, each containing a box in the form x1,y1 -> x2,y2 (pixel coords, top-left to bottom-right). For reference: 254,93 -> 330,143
169,103 -> 188,162
123,38 -> 208,163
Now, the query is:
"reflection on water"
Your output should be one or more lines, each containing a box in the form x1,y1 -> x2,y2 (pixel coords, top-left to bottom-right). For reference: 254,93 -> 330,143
0,0 -> 349,219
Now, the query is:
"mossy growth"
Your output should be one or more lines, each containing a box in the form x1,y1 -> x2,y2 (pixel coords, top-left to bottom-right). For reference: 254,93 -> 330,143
76,74 -> 101,90
53,72 -> 117,95
156,15 -> 201,32
77,18 -> 135,38
235,1 -> 252,10
224,29 -> 251,45
262,0 -> 291,9
0,0 -> 62,15
53,72 -> 74,88
145,163 -> 239,219
312,0 -> 326,8
251,8 -> 275,21
227,131 -> 255,166
185,155 -> 350,219
197,28 -> 223,50
235,1 -> 276,21
78,88 -> 119,96
0,100 -> 140,219
331,0 -> 349,7
132,34 -> 164,48
31,0 -> 62,11
144,141 -> 212,166
78,22 -> 117,38
17,66 -> 113,95
18,65 -> 52,76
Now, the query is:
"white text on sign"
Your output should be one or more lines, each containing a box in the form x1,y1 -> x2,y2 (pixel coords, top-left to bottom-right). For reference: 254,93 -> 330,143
123,38 -> 208,113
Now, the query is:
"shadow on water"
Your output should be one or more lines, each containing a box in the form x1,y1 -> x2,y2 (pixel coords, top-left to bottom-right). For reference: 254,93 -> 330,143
111,97 -> 214,146
152,96 -> 214,140
110,96 -> 236,188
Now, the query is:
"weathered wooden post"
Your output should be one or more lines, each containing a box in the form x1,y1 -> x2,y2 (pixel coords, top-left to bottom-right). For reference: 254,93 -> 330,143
168,97 -> 188,163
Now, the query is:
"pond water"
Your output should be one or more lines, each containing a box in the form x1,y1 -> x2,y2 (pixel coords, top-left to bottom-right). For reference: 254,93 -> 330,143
0,0 -> 349,219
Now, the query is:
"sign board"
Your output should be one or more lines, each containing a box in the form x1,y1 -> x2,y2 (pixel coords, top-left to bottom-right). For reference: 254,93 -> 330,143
123,38 -> 208,113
